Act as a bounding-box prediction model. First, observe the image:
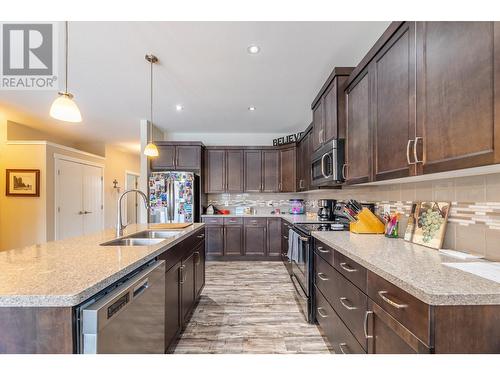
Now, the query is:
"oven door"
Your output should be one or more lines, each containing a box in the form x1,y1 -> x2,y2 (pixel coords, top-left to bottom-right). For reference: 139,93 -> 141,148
291,233 -> 309,297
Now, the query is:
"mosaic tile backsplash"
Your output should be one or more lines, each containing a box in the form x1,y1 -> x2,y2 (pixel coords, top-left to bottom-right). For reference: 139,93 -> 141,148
207,173 -> 500,261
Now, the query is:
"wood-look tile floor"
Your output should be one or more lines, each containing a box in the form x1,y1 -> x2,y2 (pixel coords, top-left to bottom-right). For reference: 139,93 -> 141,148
173,261 -> 333,354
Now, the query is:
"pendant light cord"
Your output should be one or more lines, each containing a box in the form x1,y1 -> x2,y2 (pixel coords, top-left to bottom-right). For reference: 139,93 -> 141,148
150,56 -> 153,143
65,21 -> 69,94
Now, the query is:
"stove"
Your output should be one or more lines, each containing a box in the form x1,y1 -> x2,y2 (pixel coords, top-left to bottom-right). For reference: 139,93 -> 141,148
294,222 -> 347,235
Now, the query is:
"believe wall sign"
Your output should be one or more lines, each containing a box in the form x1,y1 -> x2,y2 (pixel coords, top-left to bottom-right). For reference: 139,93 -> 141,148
273,132 -> 303,146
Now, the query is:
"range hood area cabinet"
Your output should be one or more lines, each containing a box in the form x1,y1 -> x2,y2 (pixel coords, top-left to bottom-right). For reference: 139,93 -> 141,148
311,67 -> 353,152
296,125 -> 313,191
150,141 -> 203,171
343,21 -> 500,184
204,146 -> 296,194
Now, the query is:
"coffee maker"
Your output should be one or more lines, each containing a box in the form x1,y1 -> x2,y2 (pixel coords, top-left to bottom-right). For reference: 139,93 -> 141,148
317,199 -> 336,221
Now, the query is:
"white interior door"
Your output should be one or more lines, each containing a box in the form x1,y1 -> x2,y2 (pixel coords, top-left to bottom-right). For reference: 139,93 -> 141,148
125,173 -> 139,225
82,164 -> 104,235
56,159 -> 84,240
56,158 -> 104,240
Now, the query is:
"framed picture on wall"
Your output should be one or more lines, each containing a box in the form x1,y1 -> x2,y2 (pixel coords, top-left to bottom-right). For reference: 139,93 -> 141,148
6,169 -> 40,197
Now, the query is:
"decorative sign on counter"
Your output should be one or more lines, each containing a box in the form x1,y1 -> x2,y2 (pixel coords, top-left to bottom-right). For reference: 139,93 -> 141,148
273,132 -> 303,146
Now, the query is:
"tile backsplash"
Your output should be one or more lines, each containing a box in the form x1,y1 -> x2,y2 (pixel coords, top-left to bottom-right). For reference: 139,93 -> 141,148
207,173 -> 500,261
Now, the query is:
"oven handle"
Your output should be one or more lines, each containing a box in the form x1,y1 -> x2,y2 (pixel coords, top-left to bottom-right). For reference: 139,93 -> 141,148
298,235 -> 310,242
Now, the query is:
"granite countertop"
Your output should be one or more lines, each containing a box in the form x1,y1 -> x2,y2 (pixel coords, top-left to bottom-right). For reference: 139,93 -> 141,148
312,231 -> 500,306
0,223 -> 205,307
201,213 -> 333,224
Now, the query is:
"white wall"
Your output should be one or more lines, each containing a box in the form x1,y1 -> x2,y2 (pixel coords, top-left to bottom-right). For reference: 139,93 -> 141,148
164,132 -> 291,146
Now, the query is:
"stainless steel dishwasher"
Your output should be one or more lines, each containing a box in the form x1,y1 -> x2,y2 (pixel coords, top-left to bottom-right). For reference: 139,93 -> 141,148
80,260 -> 165,354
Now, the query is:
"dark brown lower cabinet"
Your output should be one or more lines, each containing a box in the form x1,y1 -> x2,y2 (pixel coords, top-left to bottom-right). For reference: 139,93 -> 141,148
267,218 -> 282,256
315,286 -> 365,354
244,218 -> 267,256
313,239 -> 500,354
205,225 -> 224,256
164,261 -> 182,350
224,225 -> 243,256
203,217 -> 281,260
367,300 -> 430,354
181,251 -> 195,325
194,242 -> 205,298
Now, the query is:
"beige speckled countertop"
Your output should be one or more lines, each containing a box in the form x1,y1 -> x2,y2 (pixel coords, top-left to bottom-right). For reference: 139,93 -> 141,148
312,231 -> 500,306
0,223 -> 204,307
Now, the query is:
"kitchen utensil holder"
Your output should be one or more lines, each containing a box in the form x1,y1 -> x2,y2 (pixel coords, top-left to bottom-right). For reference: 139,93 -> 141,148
349,208 -> 385,234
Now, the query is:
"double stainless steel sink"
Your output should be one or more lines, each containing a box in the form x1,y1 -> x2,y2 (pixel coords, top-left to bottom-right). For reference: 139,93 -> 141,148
100,230 -> 181,246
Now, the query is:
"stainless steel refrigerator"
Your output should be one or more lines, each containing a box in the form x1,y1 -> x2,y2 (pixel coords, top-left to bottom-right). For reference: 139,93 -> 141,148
148,172 -> 195,223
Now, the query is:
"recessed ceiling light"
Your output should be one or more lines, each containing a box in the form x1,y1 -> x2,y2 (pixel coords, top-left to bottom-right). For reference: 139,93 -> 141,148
175,104 -> 183,111
247,45 -> 260,54
248,106 -> 256,111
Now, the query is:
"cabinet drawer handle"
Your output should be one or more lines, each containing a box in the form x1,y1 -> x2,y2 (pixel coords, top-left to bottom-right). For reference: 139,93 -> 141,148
194,251 -> 201,265
406,139 -> 416,165
339,262 -> 357,273
338,343 -> 350,354
378,291 -> 408,309
414,137 -> 423,164
283,235 -> 288,239
197,234 -> 205,239
317,246 -> 330,254
316,307 -> 328,318
364,311 -> 373,339
339,297 -> 357,311
317,273 -> 329,281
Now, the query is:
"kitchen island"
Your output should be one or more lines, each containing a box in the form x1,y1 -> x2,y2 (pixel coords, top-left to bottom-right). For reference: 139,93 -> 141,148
0,223 -> 205,353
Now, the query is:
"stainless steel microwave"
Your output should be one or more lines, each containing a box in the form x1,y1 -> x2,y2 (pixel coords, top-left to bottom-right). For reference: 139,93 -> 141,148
311,139 -> 345,187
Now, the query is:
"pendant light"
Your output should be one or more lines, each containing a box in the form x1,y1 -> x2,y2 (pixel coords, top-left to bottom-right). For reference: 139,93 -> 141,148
50,21 -> 82,122
143,54 -> 159,157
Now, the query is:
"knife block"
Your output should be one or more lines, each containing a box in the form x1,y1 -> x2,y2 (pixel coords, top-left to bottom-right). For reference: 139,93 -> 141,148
349,208 -> 385,234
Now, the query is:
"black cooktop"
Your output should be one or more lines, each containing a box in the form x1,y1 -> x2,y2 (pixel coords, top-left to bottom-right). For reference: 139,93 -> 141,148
294,222 -> 347,235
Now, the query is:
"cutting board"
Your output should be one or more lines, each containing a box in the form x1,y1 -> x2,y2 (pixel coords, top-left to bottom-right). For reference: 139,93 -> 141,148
149,223 -> 192,230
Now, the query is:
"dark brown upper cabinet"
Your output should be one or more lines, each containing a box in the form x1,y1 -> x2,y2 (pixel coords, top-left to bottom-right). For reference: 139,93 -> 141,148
205,149 -> 226,193
415,22 -> 500,174
345,71 -> 371,184
311,67 -> 354,152
312,100 -> 324,151
296,127 -> 312,192
344,21 -> 500,185
226,150 -> 244,192
244,150 -> 263,192
262,150 -> 280,192
372,22 -> 416,181
151,142 -> 202,171
176,145 -> 201,170
279,146 -> 296,192
150,144 -> 176,170
204,148 -> 244,193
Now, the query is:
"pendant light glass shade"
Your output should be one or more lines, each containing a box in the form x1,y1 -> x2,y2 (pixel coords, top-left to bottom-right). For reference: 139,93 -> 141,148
144,142 -> 159,157
50,92 -> 82,122
50,21 -> 82,123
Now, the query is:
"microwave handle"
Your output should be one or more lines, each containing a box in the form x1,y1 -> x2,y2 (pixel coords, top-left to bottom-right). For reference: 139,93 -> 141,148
321,153 -> 330,178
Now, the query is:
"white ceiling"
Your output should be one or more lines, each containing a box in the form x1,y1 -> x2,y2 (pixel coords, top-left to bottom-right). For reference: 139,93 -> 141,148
0,21 -> 390,147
